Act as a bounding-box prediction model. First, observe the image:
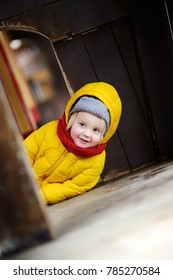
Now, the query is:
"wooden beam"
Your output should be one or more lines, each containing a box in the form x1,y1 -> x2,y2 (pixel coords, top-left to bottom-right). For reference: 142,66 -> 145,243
0,0 -> 152,42
0,79 -> 55,257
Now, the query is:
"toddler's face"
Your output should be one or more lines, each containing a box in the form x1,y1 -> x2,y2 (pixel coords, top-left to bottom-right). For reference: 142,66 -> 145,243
70,111 -> 106,148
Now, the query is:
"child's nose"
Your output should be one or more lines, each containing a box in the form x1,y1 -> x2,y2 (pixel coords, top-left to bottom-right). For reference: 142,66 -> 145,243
83,128 -> 91,137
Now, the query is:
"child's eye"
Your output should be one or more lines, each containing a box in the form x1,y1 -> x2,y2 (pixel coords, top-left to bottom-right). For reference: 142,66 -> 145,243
93,128 -> 99,133
79,123 -> 85,127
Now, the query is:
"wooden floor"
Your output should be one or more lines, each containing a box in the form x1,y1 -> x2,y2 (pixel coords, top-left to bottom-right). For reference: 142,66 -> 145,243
5,160 -> 173,259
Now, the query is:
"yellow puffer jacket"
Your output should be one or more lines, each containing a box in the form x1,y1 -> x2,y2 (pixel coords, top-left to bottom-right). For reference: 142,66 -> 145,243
23,82 -> 122,204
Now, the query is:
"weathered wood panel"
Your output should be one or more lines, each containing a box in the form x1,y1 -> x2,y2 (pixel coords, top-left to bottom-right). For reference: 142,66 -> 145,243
83,25 -> 156,169
0,0 -> 53,21
4,160 -> 173,260
54,36 -> 97,90
0,0 -> 157,41
0,79 -> 54,257
132,2 -> 173,159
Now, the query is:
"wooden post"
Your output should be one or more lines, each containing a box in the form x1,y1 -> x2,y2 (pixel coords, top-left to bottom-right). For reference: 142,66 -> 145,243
0,79 -> 55,257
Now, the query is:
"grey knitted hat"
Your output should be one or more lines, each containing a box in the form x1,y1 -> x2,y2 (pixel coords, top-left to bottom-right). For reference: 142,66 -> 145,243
69,96 -> 110,133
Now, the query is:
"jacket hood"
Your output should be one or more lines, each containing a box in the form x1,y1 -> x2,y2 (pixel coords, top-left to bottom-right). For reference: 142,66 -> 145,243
65,82 -> 122,143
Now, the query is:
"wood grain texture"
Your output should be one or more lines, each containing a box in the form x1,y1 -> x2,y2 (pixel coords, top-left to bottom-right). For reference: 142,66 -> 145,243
4,160 -> 173,259
0,80 -> 54,256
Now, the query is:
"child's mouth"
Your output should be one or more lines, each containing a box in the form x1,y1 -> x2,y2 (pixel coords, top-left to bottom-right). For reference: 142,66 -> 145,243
79,137 -> 89,143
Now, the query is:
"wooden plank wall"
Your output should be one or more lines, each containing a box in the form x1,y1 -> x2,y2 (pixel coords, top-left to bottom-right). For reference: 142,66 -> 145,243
53,2 -> 173,179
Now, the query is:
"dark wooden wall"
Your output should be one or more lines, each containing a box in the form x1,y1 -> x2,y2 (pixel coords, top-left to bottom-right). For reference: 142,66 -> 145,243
53,2 -> 173,178
0,0 -> 173,180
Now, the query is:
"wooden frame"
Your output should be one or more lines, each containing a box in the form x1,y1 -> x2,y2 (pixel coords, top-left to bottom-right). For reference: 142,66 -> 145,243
0,78 -> 54,257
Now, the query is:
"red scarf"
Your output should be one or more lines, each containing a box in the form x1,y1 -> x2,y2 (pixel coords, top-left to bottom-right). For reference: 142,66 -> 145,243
57,113 -> 107,158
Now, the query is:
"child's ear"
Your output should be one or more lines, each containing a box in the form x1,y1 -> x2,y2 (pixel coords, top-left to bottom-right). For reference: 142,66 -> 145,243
66,112 -> 78,130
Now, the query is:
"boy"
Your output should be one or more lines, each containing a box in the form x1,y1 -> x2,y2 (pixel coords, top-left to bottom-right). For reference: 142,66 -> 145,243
24,82 -> 122,204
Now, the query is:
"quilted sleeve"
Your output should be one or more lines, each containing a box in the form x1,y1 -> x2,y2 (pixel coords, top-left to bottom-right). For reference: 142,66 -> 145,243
23,131 -> 40,165
23,121 -> 56,165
